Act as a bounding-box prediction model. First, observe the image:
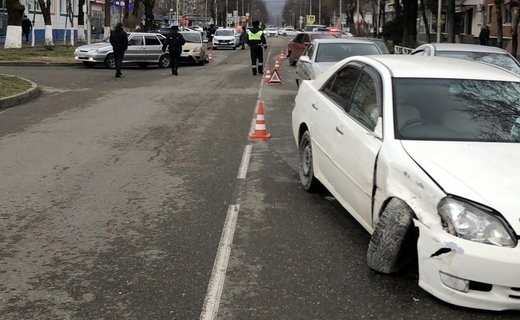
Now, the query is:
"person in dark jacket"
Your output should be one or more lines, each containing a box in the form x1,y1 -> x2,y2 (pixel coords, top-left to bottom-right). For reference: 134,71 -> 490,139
247,21 -> 267,75
479,25 -> 490,46
22,15 -> 32,44
162,25 -> 186,76
109,23 -> 128,78
239,26 -> 247,50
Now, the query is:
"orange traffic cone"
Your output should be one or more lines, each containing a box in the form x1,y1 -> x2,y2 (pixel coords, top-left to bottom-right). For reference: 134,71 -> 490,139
208,51 -> 213,63
249,100 -> 271,140
280,50 -> 286,60
263,65 -> 272,83
274,59 -> 280,70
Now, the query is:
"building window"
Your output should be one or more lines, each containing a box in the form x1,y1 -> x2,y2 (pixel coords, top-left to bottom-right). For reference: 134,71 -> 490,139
504,4 -> 512,24
487,5 -> 493,25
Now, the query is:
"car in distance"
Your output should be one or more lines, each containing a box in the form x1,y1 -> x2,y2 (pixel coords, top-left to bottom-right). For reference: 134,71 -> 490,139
296,38 -> 382,85
179,31 -> 208,65
287,32 -> 340,66
212,28 -> 239,50
279,27 -> 299,36
304,24 -> 327,31
292,55 -> 520,311
74,32 -> 170,68
411,43 -> 520,76
265,27 -> 279,37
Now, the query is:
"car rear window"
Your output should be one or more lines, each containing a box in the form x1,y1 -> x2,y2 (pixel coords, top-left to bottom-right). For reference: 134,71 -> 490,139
315,43 -> 380,62
436,51 -> 520,76
181,33 -> 201,43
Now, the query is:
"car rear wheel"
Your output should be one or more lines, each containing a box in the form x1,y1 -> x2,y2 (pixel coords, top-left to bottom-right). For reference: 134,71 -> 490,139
105,54 -> 115,69
159,55 -> 171,68
299,131 -> 320,192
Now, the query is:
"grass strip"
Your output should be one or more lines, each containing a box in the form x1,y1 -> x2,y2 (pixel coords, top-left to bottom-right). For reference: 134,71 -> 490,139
0,75 -> 32,98
0,45 -> 76,63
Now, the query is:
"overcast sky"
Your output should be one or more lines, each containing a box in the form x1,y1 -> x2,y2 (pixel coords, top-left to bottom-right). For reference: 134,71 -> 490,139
264,0 -> 285,25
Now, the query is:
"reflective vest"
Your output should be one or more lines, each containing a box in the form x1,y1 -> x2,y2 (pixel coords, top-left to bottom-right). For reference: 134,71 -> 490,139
247,30 -> 263,41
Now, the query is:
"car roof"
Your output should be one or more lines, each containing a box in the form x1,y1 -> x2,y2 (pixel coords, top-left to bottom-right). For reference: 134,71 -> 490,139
423,43 -> 510,54
179,31 -> 200,34
129,32 -> 162,36
366,55 -> 520,81
312,38 -> 377,44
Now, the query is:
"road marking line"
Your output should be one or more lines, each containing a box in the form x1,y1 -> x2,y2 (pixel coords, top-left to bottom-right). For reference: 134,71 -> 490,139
200,204 -> 241,320
237,144 -> 253,179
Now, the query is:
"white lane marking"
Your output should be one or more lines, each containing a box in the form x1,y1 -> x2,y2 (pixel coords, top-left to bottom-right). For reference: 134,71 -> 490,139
200,204 -> 241,320
237,144 -> 253,179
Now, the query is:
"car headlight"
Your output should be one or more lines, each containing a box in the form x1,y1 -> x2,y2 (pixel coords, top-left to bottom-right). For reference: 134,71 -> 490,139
438,197 -> 517,247
88,49 -> 99,54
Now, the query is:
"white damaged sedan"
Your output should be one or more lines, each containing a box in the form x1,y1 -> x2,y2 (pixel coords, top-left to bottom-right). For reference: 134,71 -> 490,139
292,55 -> 520,310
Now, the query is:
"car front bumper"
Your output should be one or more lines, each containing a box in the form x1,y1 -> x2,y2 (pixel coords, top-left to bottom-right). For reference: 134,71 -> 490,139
212,42 -> 235,48
416,221 -> 520,311
180,51 -> 205,63
74,51 -> 107,63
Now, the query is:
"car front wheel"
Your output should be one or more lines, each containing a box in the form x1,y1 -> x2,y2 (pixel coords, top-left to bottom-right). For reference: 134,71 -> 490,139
299,131 -> 320,191
159,55 -> 171,68
105,54 -> 115,69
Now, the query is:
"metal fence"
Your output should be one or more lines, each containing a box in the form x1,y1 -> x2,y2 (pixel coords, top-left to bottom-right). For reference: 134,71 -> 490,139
393,45 -> 413,54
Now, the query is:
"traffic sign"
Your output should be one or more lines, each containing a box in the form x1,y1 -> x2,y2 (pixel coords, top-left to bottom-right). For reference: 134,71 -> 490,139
306,15 -> 315,25
227,17 -> 233,25
240,16 -> 246,22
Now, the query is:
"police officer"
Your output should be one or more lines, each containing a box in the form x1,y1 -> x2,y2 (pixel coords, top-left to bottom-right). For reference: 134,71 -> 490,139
247,21 -> 267,76
162,25 -> 186,76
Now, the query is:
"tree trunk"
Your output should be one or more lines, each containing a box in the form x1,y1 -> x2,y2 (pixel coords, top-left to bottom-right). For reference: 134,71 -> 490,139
448,0 -> 455,42
495,0 -> 503,48
512,8 -> 520,57
144,0 -> 155,31
4,0 -> 24,48
37,0 -> 54,48
402,0 -> 418,47
104,0 -> 110,39
420,0 -> 431,43
78,0 -> 86,42
123,0 -> 130,27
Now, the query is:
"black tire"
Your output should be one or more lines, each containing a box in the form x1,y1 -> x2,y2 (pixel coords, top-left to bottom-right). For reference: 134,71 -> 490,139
158,55 -> 171,68
283,33 -> 287,36
105,54 -> 115,69
299,131 -> 320,192
138,62 -> 148,68
290,58 -> 297,66
367,199 -> 417,274
82,61 -> 95,68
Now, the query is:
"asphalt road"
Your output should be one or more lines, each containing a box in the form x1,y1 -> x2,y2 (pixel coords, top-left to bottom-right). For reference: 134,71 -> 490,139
1,38 -> 519,319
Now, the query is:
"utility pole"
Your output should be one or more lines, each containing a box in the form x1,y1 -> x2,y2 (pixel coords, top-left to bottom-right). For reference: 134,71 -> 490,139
318,0 -> 321,24
339,0 -> 342,30
87,0 -> 91,44
437,0 -> 442,42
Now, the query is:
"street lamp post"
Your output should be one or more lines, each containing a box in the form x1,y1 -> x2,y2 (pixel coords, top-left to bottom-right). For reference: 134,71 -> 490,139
437,0 -> 442,42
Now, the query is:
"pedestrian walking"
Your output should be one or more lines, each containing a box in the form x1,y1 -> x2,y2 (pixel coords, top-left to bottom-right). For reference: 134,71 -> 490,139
479,25 -> 490,46
162,25 -> 186,76
239,26 -> 247,50
109,23 -> 128,78
22,15 -> 32,44
247,21 -> 267,75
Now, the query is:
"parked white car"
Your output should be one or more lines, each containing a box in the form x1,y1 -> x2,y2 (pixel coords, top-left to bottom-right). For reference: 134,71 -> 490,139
296,39 -> 382,85
292,55 -> 520,311
212,28 -> 238,49
265,27 -> 279,37
412,43 -> 520,76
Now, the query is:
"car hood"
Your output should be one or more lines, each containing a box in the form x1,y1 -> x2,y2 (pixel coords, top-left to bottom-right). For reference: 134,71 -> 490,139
214,36 -> 234,40
401,140 -> 520,232
312,62 -> 337,79
76,42 -> 112,51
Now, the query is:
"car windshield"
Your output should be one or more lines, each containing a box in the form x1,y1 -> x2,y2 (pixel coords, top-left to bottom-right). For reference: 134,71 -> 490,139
216,30 -> 234,36
181,33 -> 201,43
315,43 -> 380,62
394,78 -> 520,142
436,51 -> 520,76
310,33 -> 339,40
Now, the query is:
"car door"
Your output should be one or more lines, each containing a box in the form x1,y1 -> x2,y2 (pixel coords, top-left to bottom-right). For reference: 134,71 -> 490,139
289,34 -> 303,53
310,64 -> 362,197
144,35 -> 163,62
126,35 -> 145,62
330,65 -> 384,229
297,43 -> 316,80
294,34 -> 310,59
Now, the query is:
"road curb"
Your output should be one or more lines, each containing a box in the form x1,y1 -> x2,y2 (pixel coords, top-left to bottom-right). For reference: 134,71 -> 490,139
0,61 -> 77,67
0,75 -> 41,109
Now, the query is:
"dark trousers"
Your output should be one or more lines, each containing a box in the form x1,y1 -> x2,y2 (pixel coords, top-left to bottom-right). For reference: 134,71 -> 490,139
114,50 -> 125,75
23,31 -> 30,42
249,45 -> 264,74
169,51 -> 181,74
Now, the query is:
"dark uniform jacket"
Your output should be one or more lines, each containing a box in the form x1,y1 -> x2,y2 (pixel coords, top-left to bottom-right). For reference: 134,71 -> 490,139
109,29 -> 128,52
22,18 -> 32,33
162,31 -> 186,54
246,27 -> 267,47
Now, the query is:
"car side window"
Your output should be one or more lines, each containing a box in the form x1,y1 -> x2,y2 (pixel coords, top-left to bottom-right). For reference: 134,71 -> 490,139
128,36 -> 143,46
348,70 -> 381,131
294,34 -> 303,43
145,35 -> 161,45
320,65 -> 362,111
302,34 -> 310,43
305,44 -> 315,58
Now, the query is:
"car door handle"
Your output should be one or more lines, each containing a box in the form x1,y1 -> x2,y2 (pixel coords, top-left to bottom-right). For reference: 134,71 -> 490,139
312,103 -> 318,110
335,126 -> 344,135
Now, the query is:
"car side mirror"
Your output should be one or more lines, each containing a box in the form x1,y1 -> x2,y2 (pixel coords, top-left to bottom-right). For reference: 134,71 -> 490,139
373,117 -> 383,140
203,39 -> 208,43
299,56 -> 311,64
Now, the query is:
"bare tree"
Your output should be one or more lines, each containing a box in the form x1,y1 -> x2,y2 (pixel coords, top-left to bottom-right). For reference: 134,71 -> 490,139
448,0 -> 454,42
78,0 -> 86,42
4,0 -> 24,48
104,0 -> 110,39
37,0 -> 54,48
144,0 -> 155,31
512,7 -> 520,57
402,0 -> 418,47
495,0 -> 503,47
420,0 -> 431,42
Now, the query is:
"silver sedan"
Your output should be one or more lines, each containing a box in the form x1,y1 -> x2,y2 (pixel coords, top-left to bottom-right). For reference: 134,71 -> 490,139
74,32 -> 171,69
